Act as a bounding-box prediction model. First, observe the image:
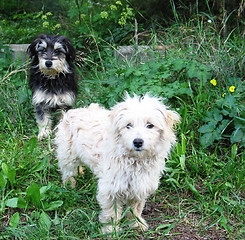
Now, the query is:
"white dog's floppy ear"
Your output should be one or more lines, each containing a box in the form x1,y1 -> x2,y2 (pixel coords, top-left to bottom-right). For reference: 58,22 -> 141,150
165,110 -> 181,128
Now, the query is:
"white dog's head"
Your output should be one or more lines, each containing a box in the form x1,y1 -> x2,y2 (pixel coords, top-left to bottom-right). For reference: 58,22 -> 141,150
110,93 -> 180,157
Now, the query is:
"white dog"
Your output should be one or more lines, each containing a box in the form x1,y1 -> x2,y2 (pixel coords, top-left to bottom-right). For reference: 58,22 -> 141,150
55,94 -> 180,234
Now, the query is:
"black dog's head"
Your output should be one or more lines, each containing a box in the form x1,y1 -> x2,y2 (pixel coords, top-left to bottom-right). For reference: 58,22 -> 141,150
27,34 -> 76,77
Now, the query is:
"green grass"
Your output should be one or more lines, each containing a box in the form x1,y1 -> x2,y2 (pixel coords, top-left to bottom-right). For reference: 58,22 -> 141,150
0,20 -> 244,239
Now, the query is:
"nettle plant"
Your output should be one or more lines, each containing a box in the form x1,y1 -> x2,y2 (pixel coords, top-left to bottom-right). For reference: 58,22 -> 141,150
198,78 -> 245,148
98,57 -> 211,107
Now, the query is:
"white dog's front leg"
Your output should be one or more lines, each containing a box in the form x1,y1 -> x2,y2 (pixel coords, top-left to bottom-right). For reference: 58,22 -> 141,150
97,195 -> 122,234
57,156 -> 80,188
128,199 -> 148,231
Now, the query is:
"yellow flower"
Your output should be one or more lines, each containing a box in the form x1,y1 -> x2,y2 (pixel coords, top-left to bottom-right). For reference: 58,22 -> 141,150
222,93 -> 226,97
210,79 -> 217,86
229,86 -> 236,92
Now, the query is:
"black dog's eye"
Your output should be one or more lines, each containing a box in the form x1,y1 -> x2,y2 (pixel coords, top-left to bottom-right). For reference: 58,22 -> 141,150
37,47 -> 46,53
54,49 -> 62,54
126,123 -> 133,129
146,123 -> 154,129
54,48 -> 66,55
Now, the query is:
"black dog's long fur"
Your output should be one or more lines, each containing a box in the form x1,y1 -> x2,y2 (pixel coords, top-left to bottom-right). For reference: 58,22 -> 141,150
27,34 -> 78,140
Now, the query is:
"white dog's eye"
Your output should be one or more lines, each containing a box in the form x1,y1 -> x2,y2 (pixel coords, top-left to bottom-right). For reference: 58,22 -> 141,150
146,122 -> 154,129
126,123 -> 133,129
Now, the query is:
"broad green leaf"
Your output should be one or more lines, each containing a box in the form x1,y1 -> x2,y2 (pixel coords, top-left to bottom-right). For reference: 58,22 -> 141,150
25,137 -> 37,153
187,62 -> 197,78
39,212 -> 51,231
0,173 -> 7,188
26,184 -> 41,208
40,183 -> 52,199
9,212 -> 20,228
231,128 -> 245,144
6,198 -> 18,208
196,69 -> 211,82
200,131 -> 219,147
44,200 -> 63,211
1,163 -> 8,176
1,163 -> 16,187
6,197 -> 27,208
172,59 -> 188,71
198,123 -> 216,133
213,109 -> 223,121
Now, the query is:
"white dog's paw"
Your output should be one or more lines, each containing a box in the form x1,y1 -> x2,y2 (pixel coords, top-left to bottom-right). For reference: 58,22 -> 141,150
78,166 -> 84,175
63,177 -> 77,188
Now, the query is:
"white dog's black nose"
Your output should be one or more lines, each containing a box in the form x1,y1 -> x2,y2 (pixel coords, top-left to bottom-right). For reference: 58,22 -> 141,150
133,138 -> 144,150
45,60 -> 52,68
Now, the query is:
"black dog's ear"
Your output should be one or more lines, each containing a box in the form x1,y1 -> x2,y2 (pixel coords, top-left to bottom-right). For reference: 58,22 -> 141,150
27,39 -> 38,58
27,35 -> 46,58
58,36 -> 76,61
66,39 -> 76,61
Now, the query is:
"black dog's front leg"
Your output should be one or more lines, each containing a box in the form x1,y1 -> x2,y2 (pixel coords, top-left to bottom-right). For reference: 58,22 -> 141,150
34,105 -> 52,140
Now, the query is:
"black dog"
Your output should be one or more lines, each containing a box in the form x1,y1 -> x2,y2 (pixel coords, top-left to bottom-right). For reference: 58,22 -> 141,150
27,34 -> 77,140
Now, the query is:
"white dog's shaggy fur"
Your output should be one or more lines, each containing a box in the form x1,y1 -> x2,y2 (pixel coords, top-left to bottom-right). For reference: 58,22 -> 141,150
55,94 -> 180,233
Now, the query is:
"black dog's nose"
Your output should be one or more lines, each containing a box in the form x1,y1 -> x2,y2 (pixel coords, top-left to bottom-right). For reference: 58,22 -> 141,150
45,60 -> 52,68
133,138 -> 144,149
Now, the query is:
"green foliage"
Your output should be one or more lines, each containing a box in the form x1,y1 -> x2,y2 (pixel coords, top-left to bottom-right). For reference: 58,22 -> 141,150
1,163 -> 16,189
0,40 -> 13,70
198,79 -> 245,147
0,11 -> 64,43
0,1 -> 136,45
92,56 -> 211,107
66,0 -> 136,51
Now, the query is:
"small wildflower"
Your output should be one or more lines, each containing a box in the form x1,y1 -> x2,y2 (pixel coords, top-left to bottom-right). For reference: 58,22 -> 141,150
100,11 -> 108,19
118,16 -> 126,26
116,1 -> 122,5
110,5 -> 117,11
41,15 -> 48,20
222,93 -> 226,97
53,24 -> 61,30
229,86 -> 236,92
42,21 -> 49,28
126,6 -> 134,16
210,79 -> 217,86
